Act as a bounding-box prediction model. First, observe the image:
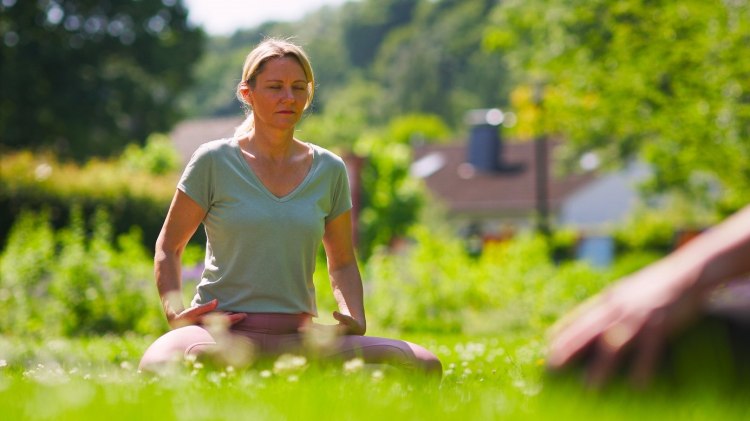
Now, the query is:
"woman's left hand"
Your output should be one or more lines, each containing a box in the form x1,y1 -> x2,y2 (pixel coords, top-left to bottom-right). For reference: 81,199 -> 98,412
333,311 -> 366,335
297,312 -> 365,339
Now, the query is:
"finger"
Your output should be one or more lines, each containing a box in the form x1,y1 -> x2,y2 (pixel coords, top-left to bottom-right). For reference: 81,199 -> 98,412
547,302 -> 618,369
629,313 -> 667,388
585,343 -> 623,388
184,299 -> 218,317
227,312 -> 247,325
175,300 -> 219,327
332,311 -> 357,329
549,293 -> 605,337
332,311 -> 353,325
335,312 -> 366,335
200,299 -> 219,311
585,322 -> 638,388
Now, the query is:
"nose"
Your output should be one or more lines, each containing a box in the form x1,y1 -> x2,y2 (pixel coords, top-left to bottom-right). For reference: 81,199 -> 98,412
281,88 -> 296,102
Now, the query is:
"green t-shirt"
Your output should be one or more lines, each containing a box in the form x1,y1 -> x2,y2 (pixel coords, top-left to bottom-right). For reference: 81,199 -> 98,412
178,137 -> 352,315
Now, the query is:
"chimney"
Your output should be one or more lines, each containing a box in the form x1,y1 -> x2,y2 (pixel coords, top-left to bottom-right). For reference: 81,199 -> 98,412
464,108 -> 522,174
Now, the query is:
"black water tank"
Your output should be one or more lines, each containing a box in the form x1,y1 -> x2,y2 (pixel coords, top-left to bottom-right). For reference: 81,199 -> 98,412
467,125 -> 501,171
466,109 -> 504,172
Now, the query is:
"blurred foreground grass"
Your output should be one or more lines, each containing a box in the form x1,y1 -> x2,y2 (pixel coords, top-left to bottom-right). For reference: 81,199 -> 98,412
1,330 -> 748,420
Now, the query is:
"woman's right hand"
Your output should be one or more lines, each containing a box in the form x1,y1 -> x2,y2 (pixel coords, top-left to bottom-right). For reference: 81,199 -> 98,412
168,299 -> 247,329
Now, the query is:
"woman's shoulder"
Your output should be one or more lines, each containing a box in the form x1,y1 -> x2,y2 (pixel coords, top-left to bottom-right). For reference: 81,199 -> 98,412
308,143 -> 346,167
190,138 -> 236,161
196,137 -> 235,153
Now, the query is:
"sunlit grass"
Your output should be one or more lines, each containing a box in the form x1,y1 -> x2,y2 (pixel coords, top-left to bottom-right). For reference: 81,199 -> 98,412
2,332 -> 748,420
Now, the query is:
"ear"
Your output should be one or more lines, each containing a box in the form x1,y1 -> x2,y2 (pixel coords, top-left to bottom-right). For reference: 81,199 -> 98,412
238,81 -> 253,105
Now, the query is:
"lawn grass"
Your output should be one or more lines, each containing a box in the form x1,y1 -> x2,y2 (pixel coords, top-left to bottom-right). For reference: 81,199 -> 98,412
2,330 -> 749,420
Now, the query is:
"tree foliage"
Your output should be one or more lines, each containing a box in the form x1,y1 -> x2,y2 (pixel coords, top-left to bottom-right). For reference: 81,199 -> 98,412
374,0 -> 509,125
486,0 -> 750,212
0,0 -> 204,159
181,0 -> 510,128
340,0 -> 417,68
353,114 -> 452,260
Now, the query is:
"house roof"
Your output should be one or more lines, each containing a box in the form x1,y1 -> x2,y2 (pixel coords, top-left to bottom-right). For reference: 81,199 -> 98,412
412,140 -> 596,217
170,115 -> 244,164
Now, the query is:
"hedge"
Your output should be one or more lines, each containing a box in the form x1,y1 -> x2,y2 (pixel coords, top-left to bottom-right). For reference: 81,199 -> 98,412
0,151 -> 205,251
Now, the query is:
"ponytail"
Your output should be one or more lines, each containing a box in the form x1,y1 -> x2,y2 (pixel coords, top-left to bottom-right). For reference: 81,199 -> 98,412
234,112 -> 254,138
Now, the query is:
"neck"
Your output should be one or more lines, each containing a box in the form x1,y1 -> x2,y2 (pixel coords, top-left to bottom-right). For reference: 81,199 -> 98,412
244,128 -> 297,162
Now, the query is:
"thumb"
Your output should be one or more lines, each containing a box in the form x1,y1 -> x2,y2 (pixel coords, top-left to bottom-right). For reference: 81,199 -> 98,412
332,311 -> 348,323
333,311 -> 358,328
194,299 -> 218,315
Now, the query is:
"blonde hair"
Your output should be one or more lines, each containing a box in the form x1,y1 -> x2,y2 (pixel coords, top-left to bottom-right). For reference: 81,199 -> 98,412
234,38 -> 315,138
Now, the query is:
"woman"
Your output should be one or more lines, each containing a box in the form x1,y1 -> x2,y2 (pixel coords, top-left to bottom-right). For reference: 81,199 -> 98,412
139,38 -> 442,376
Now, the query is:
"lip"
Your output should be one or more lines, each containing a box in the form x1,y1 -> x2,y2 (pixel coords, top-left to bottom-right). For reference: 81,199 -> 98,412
276,110 -> 295,114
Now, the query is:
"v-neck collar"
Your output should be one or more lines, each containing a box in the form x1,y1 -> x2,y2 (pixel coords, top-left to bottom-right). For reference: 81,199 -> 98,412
231,137 -> 317,202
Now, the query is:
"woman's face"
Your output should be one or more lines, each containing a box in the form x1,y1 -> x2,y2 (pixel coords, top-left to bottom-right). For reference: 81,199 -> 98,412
245,56 -> 309,131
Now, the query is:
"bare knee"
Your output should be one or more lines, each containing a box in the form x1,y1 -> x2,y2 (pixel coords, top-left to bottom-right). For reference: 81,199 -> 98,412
139,325 -> 216,372
376,341 -> 443,377
420,353 -> 443,377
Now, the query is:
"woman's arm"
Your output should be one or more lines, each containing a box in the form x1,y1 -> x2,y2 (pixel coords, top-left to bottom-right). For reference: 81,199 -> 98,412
547,204 -> 750,387
156,189 -> 247,329
155,189 -> 219,328
322,210 -> 366,335
155,189 -> 205,323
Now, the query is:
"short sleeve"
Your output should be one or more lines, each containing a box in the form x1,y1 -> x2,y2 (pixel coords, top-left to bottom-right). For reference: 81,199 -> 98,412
326,160 -> 353,222
177,144 -> 213,211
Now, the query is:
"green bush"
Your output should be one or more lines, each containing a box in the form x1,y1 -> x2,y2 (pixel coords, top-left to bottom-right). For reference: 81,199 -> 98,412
612,209 -> 676,254
612,197 -> 718,255
364,224 -> 611,334
0,150 -> 181,252
355,133 -> 426,261
0,210 -> 57,334
365,225 -> 476,333
0,208 -> 162,337
120,133 -> 182,176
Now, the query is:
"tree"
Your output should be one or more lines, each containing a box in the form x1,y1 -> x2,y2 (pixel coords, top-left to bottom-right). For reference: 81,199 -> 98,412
354,114 -> 452,260
373,0 -> 511,126
179,0 -> 514,130
0,0 -> 204,159
341,0 -> 416,69
486,0 -> 750,212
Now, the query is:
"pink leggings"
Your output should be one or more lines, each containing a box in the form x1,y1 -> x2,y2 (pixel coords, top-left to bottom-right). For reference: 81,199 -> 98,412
139,313 -> 442,376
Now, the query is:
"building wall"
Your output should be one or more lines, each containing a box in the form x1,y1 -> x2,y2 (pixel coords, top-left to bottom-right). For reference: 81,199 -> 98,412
559,162 -> 651,232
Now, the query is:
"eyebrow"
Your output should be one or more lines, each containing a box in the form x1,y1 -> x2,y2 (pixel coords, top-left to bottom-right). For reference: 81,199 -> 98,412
264,79 -> 308,84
